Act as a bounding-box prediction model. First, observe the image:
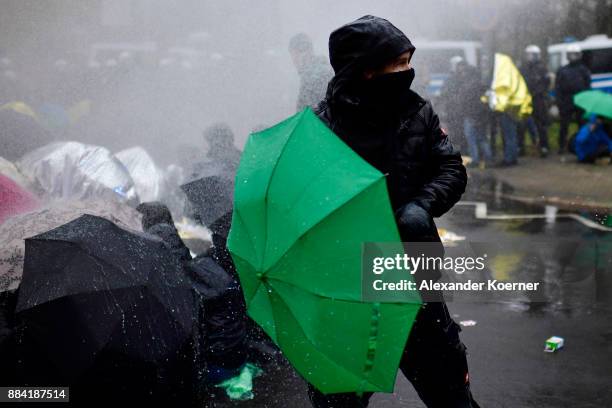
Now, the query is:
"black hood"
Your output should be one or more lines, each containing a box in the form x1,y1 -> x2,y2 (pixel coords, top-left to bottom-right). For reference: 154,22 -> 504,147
326,15 -> 415,102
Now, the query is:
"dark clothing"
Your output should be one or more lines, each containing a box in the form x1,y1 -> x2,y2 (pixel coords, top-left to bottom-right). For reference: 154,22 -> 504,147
296,55 -> 333,111
522,60 -> 550,99
191,123 -> 242,180
309,15 -> 475,408
136,201 -> 192,262
0,290 -> 17,385
316,92 -> 466,222
555,61 -> 591,114
520,60 -> 550,151
207,211 -> 278,370
555,61 -> 590,150
137,201 -> 175,230
440,65 -> 488,157
190,146 -> 242,181
442,65 -> 487,121
186,255 -> 247,377
500,113 -> 519,164
326,15 -> 415,103
518,116 -> 546,153
206,145 -> 242,177
439,73 -> 466,151
320,16 -> 465,222
559,108 -> 583,152
208,211 -> 239,281
319,12 -> 466,277
146,223 -> 192,262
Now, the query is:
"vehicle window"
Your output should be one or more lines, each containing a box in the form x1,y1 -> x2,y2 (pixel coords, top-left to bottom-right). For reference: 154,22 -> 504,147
582,48 -> 612,74
548,52 -> 562,73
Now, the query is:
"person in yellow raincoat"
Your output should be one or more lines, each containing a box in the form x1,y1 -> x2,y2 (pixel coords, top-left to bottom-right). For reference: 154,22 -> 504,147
482,53 -> 533,166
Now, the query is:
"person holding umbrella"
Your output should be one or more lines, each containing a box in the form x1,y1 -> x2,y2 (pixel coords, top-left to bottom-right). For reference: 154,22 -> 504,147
310,16 -> 476,408
228,15 -> 476,408
572,90 -> 612,163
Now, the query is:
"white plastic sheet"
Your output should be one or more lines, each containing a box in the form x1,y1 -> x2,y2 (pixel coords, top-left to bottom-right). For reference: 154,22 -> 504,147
115,146 -> 164,203
17,141 -> 138,203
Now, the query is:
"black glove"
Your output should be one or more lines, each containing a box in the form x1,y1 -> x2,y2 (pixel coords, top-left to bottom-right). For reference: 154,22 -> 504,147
396,202 -> 437,241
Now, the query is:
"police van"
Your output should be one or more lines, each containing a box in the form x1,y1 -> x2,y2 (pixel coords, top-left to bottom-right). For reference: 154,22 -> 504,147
548,34 -> 612,93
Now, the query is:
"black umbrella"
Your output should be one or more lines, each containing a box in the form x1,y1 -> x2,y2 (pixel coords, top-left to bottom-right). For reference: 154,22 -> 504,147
181,176 -> 233,226
15,214 -> 195,389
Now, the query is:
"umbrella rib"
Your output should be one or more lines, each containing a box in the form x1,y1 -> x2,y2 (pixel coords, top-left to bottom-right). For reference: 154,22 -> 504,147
266,275 -> 418,306
247,281 -> 279,341
230,208 -> 262,272
260,111 -> 306,270
268,283 -> 380,390
263,178 -> 390,278
230,251 -> 264,308
283,155 -> 378,224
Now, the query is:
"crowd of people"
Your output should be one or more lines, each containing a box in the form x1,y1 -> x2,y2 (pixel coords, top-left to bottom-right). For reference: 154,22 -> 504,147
437,44 -> 612,167
0,61 -> 264,403
290,33 -> 612,169
1,16 -> 611,407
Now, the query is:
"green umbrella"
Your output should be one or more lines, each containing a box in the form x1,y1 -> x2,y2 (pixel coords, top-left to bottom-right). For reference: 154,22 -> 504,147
227,108 -> 421,394
574,90 -> 612,119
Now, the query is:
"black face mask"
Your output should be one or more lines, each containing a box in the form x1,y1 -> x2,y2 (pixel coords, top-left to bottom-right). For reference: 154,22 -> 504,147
358,68 -> 416,112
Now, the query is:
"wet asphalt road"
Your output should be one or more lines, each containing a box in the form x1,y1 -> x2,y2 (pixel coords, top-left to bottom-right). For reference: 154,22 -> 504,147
207,182 -> 612,408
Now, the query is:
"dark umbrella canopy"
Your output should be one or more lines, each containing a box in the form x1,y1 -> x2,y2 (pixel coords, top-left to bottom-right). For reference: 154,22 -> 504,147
181,175 -> 233,226
15,214 -> 195,383
0,200 -> 142,293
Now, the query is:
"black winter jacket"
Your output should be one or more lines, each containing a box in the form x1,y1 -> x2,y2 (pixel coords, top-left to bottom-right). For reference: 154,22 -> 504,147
316,16 -> 467,222
521,60 -> 550,99
316,96 -> 466,218
555,61 -> 591,112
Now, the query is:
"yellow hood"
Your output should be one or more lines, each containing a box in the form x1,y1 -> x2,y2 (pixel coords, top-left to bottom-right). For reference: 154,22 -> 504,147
482,53 -> 533,119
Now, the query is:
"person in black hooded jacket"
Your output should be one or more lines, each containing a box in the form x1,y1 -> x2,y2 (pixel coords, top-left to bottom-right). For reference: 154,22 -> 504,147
136,201 -> 192,262
309,16 -> 478,408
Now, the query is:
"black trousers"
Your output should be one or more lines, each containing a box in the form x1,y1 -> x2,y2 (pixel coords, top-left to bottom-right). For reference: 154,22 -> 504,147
307,301 -> 479,408
518,99 -> 549,152
559,108 -> 582,152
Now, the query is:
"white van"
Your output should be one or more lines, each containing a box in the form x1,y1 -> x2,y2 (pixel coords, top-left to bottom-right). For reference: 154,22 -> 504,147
548,35 -> 612,93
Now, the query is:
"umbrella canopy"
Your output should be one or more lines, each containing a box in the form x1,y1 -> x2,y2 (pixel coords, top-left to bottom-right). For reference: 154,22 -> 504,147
0,174 -> 39,225
15,214 -> 195,383
227,108 -> 421,394
574,90 -> 612,120
181,175 -> 233,226
17,141 -> 138,203
0,200 -> 142,292
115,146 -> 165,202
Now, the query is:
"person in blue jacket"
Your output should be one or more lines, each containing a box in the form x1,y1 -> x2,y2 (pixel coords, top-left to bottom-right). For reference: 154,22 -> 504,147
574,115 -> 612,163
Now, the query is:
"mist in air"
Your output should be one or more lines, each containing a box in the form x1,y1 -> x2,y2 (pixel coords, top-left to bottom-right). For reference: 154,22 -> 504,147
0,0 -> 586,165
